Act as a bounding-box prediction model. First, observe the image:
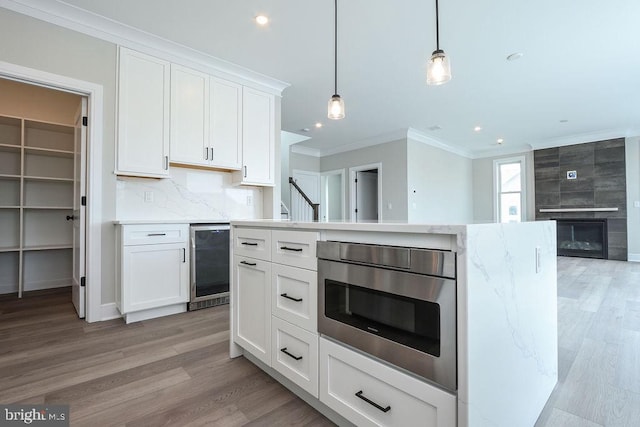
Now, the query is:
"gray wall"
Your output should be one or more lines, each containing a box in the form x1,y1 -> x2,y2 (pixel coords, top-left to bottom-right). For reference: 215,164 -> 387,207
626,137 -> 640,260
407,139 -> 474,223
320,139 -> 408,221
0,8 -> 118,304
472,151 -> 535,222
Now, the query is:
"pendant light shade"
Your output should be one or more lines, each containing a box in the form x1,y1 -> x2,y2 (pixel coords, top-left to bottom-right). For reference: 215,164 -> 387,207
427,0 -> 452,85
328,0 -> 345,120
328,94 -> 345,120
427,49 -> 451,85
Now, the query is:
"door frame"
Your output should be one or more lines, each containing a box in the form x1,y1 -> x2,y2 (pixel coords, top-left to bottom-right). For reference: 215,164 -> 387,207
0,61 -> 104,323
349,162 -> 382,222
320,168 -> 346,221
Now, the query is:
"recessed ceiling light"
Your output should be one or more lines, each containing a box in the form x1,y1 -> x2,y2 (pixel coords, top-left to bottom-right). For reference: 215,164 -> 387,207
428,125 -> 442,131
255,15 -> 269,26
474,126 -> 482,132
497,138 -> 505,144
506,52 -> 524,61
315,122 -> 323,128
559,119 -> 569,123
301,128 -> 310,132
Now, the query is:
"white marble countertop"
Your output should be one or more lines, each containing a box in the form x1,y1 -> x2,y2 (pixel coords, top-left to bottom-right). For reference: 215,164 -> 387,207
113,219 -> 230,225
231,219 -> 469,234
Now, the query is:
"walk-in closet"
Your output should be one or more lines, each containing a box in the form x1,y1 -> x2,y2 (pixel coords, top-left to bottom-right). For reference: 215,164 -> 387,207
0,78 -> 81,298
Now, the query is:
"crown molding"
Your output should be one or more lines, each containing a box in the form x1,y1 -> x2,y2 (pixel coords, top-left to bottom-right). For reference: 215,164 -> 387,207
470,144 -> 534,159
407,127 -> 474,159
0,0 -> 290,95
316,129 -> 408,157
290,144 -> 321,157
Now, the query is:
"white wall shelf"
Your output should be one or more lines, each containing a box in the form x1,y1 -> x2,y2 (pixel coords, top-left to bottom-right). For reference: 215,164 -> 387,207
0,113 -> 75,297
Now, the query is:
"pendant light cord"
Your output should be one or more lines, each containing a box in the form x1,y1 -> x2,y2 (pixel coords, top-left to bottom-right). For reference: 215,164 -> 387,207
435,0 -> 440,50
334,0 -> 338,95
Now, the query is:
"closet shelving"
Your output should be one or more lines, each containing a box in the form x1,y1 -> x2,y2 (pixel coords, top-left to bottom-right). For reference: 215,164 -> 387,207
0,114 -> 74,297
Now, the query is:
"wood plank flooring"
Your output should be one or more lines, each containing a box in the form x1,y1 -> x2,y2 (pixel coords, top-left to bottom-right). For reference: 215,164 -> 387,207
0,289 -> 333,426
1,257 -> 639,426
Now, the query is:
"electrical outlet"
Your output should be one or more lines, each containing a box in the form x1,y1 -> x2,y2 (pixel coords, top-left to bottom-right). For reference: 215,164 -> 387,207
144,191 -> 154,203
387,202 -> 392,210
634,201 -> 640,208
246,195 -> 253,207
535,246 -> 542,273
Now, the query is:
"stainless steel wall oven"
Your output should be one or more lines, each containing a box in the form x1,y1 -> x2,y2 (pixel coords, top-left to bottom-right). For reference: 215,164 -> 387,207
189,224 -> 230,311
317,241 -> 457,392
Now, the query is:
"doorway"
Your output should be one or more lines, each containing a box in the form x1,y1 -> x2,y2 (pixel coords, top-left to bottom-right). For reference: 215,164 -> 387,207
349,163 -> 382,222
320,169 -> 345,221
0,61 -> 102,321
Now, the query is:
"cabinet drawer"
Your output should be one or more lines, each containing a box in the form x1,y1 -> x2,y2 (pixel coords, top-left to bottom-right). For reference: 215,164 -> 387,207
272,264 -> 317,333
319,338 -> 456,427
234,227 -> 271,261
272,230 -> 318,270
272,317 -> 319,398
122,224 -> 188,246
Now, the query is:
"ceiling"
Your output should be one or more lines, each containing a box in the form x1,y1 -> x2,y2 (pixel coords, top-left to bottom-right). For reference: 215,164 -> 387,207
56,0 -> 640,157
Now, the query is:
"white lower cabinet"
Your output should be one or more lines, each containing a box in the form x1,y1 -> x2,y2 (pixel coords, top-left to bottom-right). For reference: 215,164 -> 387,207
271,263 -> 317,332
121,243 -> 189,313
271,316 -> 319,397
116,224 -> 190,322
233,255 -> 272,366
319,338 -> 457,427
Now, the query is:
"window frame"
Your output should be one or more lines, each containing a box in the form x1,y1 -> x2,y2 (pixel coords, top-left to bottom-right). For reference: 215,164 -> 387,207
493,155 -> 527,223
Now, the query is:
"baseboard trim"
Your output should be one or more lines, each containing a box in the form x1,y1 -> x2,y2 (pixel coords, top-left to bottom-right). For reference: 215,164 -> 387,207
123,304 -> 186,324
628,253 -> 640,263
100,303 -> 122,321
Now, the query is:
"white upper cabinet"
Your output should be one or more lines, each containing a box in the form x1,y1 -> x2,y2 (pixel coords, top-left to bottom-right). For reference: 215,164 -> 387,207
234,87 -> 275,186
116,47 -> 170,178
169,64 -> 209,166
209,77 -> 242,170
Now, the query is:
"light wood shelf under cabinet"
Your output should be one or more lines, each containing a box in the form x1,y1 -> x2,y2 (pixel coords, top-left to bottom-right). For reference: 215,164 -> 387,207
0,114 -> 75,297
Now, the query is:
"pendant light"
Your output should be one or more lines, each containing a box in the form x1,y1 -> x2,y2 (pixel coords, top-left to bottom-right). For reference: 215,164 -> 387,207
427,0 -> 452,85
328,0 -> 345,119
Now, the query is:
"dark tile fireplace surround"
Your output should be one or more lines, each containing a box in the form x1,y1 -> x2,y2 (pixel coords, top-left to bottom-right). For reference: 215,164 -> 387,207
534,138 -> 627,261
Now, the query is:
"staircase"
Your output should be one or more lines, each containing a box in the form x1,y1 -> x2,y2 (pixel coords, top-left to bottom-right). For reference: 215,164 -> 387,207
289,177 -> 319,221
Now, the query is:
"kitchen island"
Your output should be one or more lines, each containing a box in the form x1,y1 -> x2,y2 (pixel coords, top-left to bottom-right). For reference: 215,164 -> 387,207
229,220 -> 558,427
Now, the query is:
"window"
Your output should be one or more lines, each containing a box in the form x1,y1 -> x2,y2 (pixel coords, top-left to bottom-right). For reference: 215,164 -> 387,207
494,156 -> 526,223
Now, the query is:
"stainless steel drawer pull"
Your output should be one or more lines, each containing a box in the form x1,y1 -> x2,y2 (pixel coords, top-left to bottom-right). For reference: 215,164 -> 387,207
280,293 -> 302,302
241,242 -> 258,246
280,347 -> 302,361
147,233 -> 167,236
240,261 -> 257,266
280,246 -> 303,252
355,390 -> 391,413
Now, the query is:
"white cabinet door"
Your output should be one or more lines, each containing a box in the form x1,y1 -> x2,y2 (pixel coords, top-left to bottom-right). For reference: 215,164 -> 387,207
170,64 -> 209,166
233,255 -> 272,366
319,338 -> 457,427
210,77 -> 242,170
234,87 -> 274,186
121,242 -> 189,313
117,47 -> 170,177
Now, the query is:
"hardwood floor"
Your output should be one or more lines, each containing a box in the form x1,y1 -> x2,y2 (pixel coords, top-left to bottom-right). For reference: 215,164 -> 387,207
1,256 -> 638,426
0,289 -> 334,426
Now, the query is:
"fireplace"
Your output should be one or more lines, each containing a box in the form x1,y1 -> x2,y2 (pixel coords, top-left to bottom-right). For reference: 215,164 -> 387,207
556,219 -> 608,259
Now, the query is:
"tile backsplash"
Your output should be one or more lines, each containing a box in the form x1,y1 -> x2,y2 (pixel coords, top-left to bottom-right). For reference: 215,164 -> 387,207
116,166 -> 263,221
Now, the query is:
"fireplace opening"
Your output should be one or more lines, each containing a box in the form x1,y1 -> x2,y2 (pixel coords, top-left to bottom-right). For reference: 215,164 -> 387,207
556,219 -> 608,259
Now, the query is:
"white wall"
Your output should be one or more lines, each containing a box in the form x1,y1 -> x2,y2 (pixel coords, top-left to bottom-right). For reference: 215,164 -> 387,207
0,8 -> 118,305
320,139 -> 408,221
472,151 -> 535,223
290,151 -> 321,174
626,137 -> 640,261
407,139 -> 474,223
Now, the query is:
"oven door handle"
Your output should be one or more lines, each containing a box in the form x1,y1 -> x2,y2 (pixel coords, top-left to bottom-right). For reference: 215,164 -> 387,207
355,390 -> 391,413
280,293 -> 302,302
280,347 -> 303,361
